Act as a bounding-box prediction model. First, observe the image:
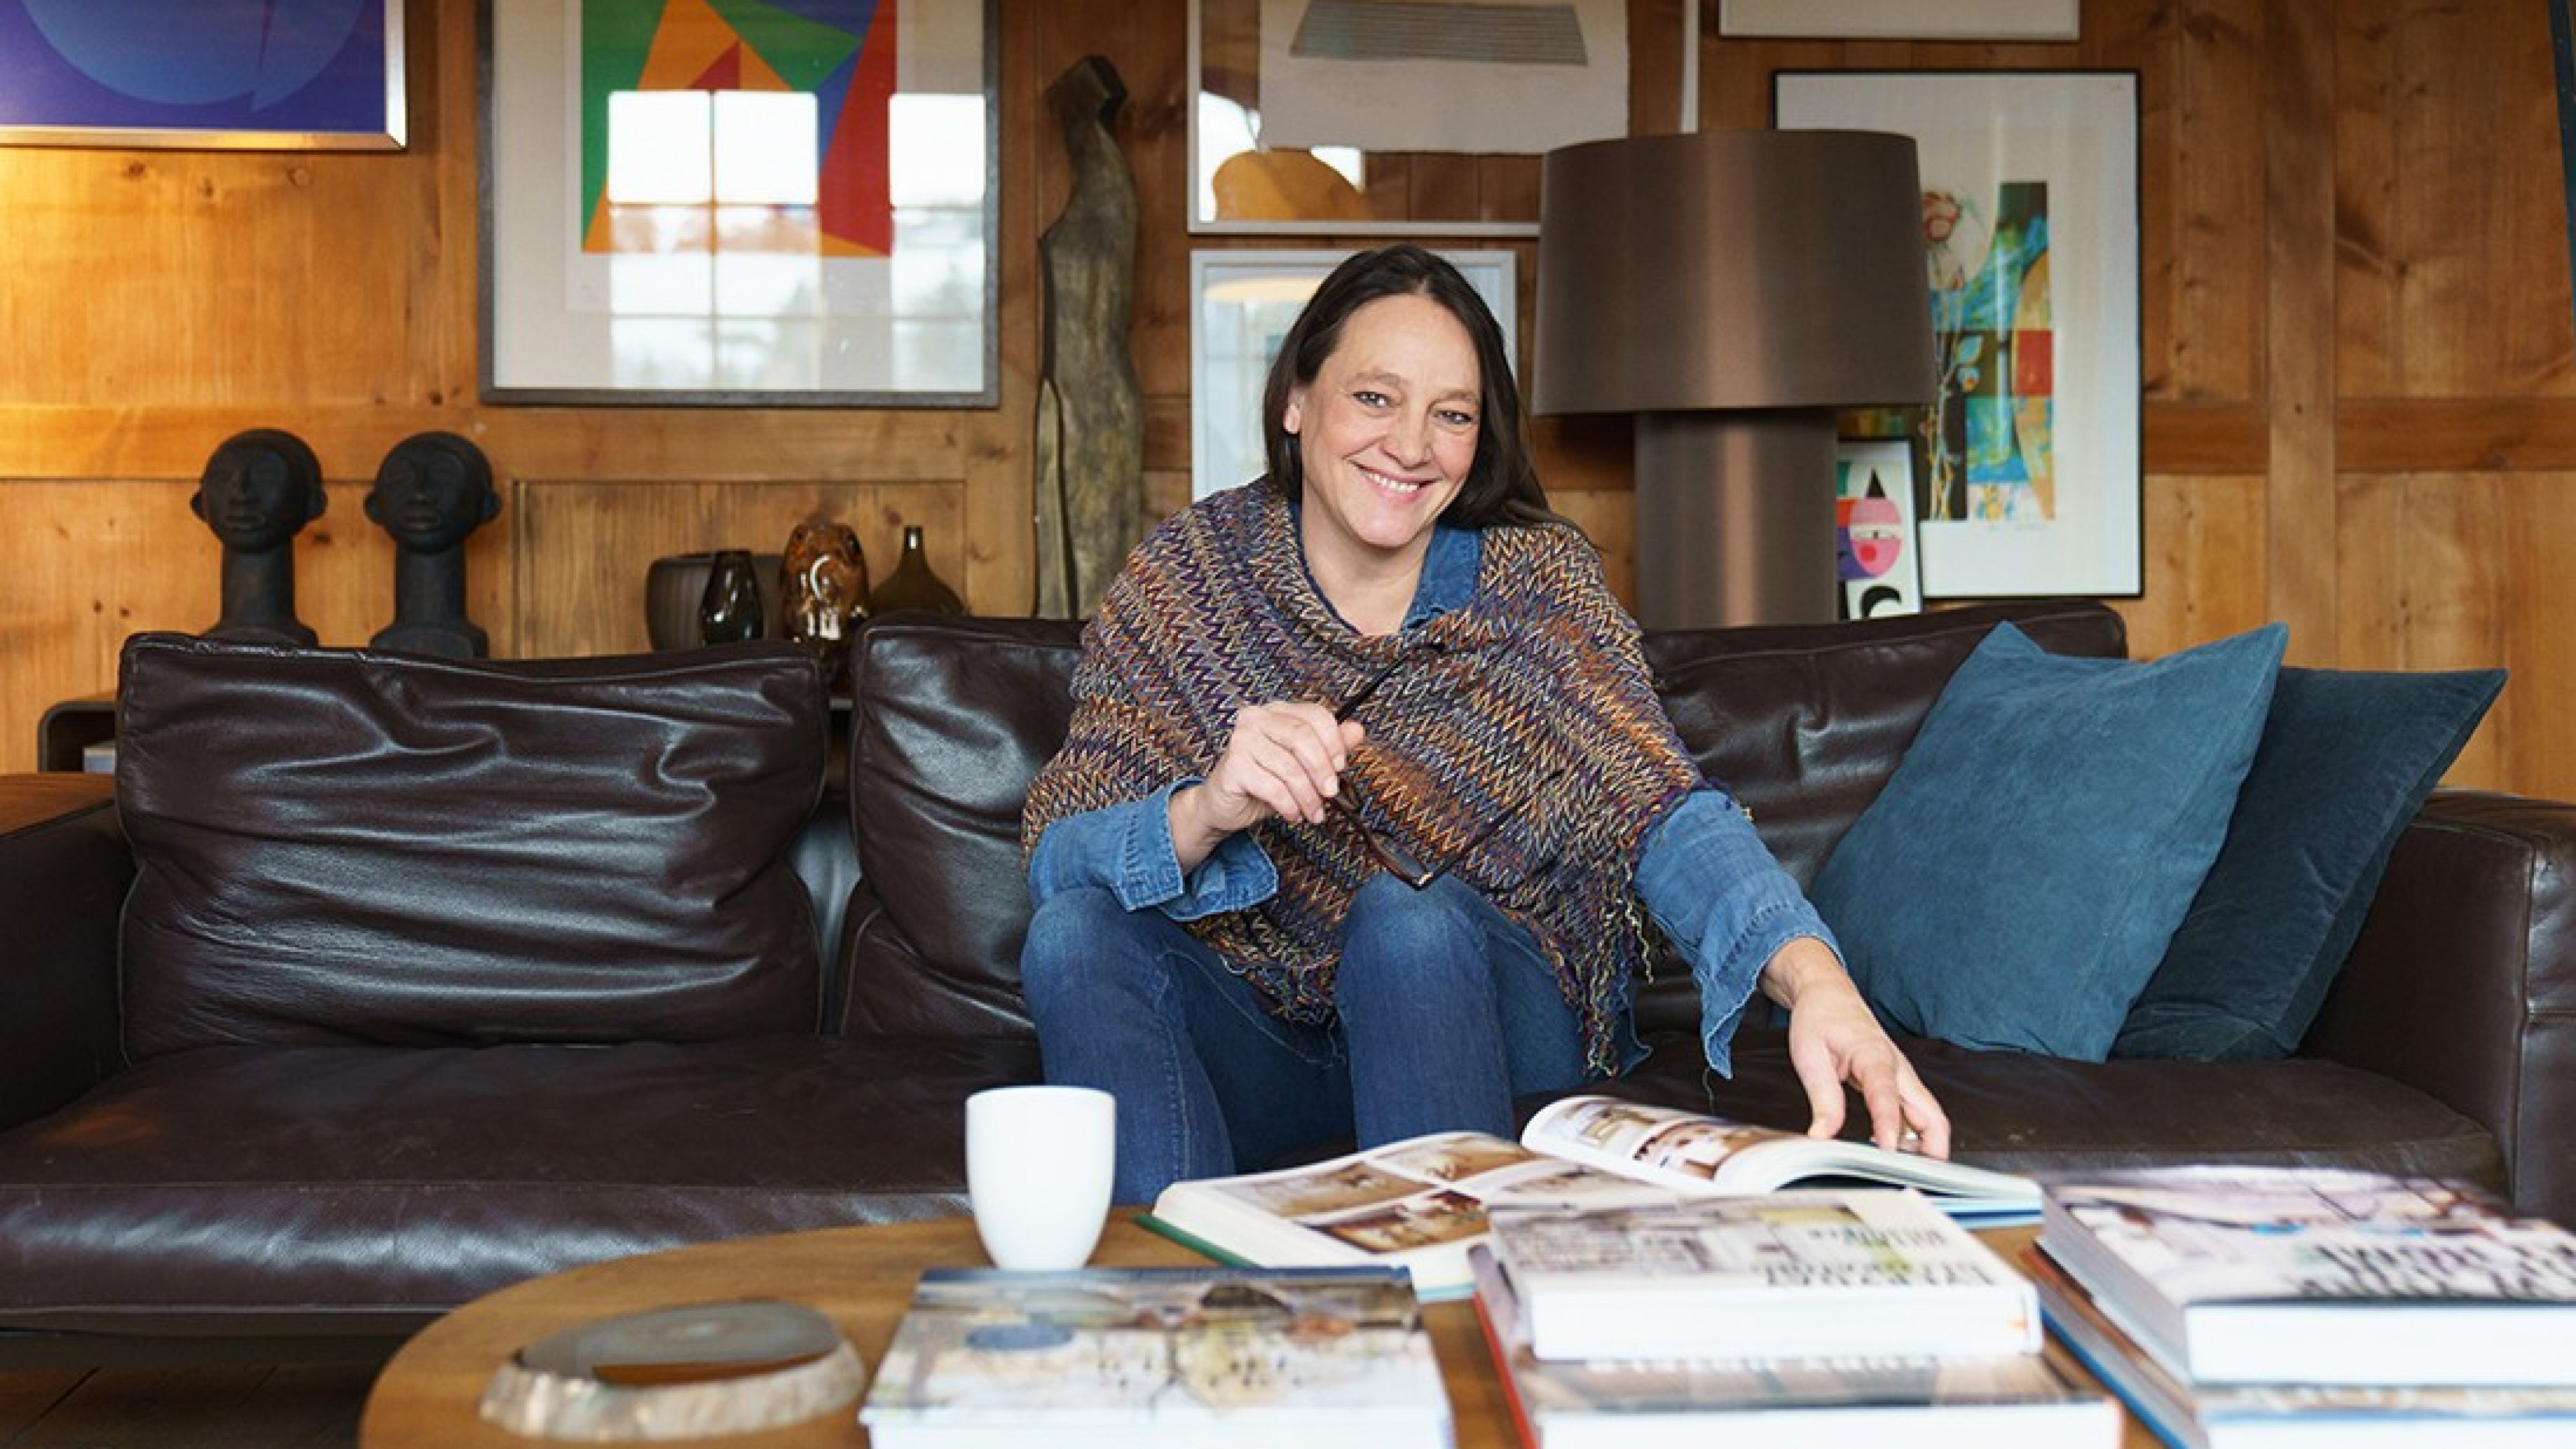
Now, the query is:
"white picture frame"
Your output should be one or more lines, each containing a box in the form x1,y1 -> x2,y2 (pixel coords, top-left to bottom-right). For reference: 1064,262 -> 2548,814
1190,249 -> 1518,499
1721,0 -> 2079,42
479,0 -> 998,407
1185,0 -> 1637,235
1778,70 -> 2141,598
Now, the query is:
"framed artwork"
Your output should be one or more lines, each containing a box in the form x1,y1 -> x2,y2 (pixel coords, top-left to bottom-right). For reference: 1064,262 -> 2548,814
480,0 -> 998,407
1721,0 -> 2078,42
1836,440 -> 1921,619
1778,70 -> 2141,598
1190,249 -> 1517,499
1187,0 -> 1632,235
0,0 -> 407,150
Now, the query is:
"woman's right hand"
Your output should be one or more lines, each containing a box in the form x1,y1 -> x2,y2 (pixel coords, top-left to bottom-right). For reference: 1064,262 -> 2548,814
1169,702 -> 1367,869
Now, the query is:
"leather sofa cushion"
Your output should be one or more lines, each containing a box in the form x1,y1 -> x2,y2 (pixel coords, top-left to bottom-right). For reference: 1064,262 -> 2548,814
0,1036 -> 1038,1333
833,603 -> 2129,1044
1606,1026 -> 2506,1190
117,635 -> 828,1059
837,616 -> 1085,1039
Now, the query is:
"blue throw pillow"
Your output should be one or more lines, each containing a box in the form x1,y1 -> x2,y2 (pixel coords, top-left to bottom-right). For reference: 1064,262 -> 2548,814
1810,621 -> 2286,1061
2114,665 -> 2506,1061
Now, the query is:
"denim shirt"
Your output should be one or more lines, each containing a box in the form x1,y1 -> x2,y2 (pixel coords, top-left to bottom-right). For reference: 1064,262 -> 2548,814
1024,521 -> 1837,1075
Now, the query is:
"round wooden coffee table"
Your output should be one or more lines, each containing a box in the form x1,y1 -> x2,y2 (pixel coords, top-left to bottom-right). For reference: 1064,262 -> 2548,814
358,1212 -> 1521,1448
361,1214 -> 2151,1447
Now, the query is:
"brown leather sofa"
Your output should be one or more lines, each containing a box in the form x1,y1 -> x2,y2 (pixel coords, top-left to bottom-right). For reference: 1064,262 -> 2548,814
1,599 -> 2568,1361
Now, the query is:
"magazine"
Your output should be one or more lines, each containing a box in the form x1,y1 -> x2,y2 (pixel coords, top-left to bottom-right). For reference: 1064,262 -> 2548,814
1470,1244 -> 2116,1449
1487,1189 -> 2039,1362
2037,1165 -> 2576,1387
856,1265 -> 1450,1449
1142,1093 -> 2038,1299
2028,1246 -> 2576,1448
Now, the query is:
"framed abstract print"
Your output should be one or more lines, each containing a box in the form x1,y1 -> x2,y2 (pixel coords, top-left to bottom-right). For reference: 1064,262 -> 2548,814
1778,70 -> 2141,598
480,0 -> 998,407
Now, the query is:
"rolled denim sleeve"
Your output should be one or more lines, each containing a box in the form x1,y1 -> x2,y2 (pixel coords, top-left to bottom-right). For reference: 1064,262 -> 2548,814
1635,788 -> 1843,1075
1026,780 -> 1279,920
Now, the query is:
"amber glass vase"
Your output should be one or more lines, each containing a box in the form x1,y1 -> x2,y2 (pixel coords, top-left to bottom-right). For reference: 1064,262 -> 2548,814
869,525 -> 965,615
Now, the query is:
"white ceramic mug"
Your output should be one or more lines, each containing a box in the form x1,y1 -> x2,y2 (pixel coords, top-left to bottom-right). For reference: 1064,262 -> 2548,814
965,1085 -> 1116,1271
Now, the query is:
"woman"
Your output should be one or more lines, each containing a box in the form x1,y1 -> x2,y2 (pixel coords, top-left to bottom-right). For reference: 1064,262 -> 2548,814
1021,245 -> 1945,1203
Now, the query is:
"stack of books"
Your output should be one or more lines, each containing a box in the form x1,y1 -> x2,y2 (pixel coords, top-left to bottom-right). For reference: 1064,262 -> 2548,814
2031,1164 -> 2576,1446
1471,1188 -> 2121,1448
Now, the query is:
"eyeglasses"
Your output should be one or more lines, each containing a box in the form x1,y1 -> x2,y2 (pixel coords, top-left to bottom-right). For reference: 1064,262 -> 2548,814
1324,644 -> 1562,890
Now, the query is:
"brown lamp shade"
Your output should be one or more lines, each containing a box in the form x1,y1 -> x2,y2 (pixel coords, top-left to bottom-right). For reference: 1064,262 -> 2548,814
1532,129 -> 1937,628
1534,129 -> 1936,415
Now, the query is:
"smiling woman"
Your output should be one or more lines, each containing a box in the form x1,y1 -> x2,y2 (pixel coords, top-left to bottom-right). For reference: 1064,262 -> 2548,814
1015,244 -> 1949,1209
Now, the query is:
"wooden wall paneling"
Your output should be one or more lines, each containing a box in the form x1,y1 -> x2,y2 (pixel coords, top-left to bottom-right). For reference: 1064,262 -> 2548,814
2500,476 -> 2576,798
2339,398 -> 2576,472
1124,0 -> 1196,411
510,482 -> 966,659
2332,0 -> 2404,398
0,152 -> 435,411
2263,0 -> 2338,665
2337,1 -> 2572,400
2130,0 -> 2265,403
1554,492 -> 1635,606
2109,471 -> 2267,662
0,480 -> 502,768
2333,472 -> 2520,792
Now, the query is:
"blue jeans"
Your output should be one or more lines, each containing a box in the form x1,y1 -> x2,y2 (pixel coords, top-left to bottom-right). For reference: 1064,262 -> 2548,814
1019,873 -> 1596,1203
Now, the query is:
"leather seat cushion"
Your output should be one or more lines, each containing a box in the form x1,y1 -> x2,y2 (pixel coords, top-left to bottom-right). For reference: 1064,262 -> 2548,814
1601,1026 -> 2507,1188
0,1036 -> 1039,1335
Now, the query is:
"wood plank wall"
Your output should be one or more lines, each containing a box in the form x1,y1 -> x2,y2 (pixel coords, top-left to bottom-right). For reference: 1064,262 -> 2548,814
3,1 -> 2571,797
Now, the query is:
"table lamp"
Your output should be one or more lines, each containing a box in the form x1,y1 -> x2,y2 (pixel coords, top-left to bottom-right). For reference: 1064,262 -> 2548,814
1535,129 -> 1937,627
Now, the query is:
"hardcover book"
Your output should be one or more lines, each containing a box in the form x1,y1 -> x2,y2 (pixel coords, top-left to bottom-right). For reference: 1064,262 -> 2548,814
2037,1165 -> 2576,1387
856,1265 -> 1451,1449
1469,1245 -> 2116,1449
1488,1188 -> 2039,1362
1143,1093 -> 2039,1299
2029,1246 -> 2576,1448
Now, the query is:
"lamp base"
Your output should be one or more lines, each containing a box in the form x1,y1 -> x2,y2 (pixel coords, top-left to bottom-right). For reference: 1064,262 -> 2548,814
1633,411 -> 1841,629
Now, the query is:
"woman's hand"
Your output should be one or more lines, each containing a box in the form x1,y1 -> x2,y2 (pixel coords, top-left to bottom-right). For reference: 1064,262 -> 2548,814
1169,702 -> 1368,871
1760,936 -> 1951,1159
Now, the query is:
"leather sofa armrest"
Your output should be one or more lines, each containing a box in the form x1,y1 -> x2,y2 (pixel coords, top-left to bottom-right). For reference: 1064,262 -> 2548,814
0,775 -> 128,1130
2304,789 -> 2576,1222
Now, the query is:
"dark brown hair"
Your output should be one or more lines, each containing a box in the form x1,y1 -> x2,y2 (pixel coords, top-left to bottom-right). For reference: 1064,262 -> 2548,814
1259,244 -> 1555,527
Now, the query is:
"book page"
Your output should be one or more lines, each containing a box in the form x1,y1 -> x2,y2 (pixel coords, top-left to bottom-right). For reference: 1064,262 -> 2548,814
1521,1095 -> 2039,1212
1157,1132 -> 1666,1271
1521,1095 -> 1790,1187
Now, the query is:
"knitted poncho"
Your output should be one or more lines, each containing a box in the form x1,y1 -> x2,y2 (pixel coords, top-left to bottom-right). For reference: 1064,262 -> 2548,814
1022,481 -> 1701,1071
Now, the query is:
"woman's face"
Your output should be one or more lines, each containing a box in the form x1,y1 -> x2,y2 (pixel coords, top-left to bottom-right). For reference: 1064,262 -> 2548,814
1283,292 -> 1481,578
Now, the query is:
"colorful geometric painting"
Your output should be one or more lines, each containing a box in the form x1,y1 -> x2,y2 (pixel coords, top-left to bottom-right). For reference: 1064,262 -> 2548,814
1921,179 -> 2053,523
580,0 -> 896,257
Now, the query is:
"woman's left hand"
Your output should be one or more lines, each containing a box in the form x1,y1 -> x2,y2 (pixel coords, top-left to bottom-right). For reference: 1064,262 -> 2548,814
1759,936 -> 1951,1159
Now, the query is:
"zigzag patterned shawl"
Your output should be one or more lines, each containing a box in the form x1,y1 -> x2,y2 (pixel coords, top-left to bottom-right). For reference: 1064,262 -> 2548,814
1023,481 -> 1702,1071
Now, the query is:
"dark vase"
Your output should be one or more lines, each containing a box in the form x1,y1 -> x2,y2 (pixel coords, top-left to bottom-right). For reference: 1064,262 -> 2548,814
697,549 -> 765,643
869,525 -> 965,615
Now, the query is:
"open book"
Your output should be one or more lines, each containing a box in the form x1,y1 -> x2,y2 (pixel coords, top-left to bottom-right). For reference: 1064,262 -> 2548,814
1142,1094 -> 2039,1299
